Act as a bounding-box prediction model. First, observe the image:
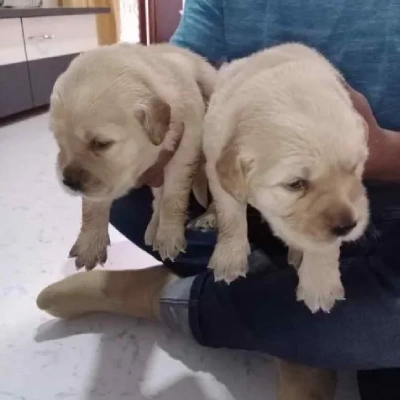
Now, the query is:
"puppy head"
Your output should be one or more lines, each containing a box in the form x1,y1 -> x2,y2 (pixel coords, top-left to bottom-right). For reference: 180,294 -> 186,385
217,73 -> 369,251
50,45 -> 171,201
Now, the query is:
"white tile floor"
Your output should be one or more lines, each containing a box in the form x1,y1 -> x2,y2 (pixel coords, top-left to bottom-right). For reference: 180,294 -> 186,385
0,113 -> 360,400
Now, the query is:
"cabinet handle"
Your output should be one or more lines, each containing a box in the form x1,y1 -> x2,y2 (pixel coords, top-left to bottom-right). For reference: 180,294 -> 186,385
27,34 -> 55,40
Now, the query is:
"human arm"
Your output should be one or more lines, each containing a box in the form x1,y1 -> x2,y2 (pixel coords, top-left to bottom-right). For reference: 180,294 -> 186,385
170,0 -> 226,63
137,0 -> 225,188
347,86 -> 400,181
366,128 -> 400,181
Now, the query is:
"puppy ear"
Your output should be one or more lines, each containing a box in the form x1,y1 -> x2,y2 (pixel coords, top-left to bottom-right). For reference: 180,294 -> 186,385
216,139 -> 248,204
134,97 -> 171,145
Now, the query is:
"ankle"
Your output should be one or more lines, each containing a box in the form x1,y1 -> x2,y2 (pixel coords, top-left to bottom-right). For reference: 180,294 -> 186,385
151,272 -> 179,320
102,266 -> 177,320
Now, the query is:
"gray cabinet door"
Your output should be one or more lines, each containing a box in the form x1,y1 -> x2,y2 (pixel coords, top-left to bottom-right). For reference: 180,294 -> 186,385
0,62 -> 33,118
28,53 -> 78,107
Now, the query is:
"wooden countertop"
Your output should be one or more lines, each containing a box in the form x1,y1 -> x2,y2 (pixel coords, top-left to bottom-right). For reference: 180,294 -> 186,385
0,7 -> 110,18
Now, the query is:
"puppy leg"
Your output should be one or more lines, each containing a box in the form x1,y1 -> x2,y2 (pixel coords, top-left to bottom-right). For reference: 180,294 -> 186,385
187,160 -> 217,231
277,358 -> 336,400
153,121 -> 202,261
153,163 -> 195,261
191,156 -> 208,208
288,247 -> 303,269
187,201 -> 218,231
145,187 -> 162,247
207,165 -> 250,283
69,198 -> 111,271
296,245 -> 344,313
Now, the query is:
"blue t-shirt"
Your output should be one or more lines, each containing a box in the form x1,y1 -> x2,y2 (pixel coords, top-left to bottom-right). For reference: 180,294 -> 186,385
171,0 -> 400,130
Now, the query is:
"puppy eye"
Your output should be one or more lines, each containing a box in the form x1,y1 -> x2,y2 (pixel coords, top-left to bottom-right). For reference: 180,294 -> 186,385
90,138 -> 114,151
284,179 -> 308,191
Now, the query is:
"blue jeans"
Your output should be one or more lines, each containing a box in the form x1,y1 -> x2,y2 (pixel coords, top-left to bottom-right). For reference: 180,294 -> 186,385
110,183 -> 400,394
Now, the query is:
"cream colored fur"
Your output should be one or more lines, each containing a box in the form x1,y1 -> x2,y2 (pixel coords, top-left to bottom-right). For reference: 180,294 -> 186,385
50,42 -> 216,269
203,42 -> 369,311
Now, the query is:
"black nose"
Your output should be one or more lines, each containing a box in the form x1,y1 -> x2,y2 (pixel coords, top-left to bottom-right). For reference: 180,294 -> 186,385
62,167 -> 82,192
63,176 -> 81,191
331,221 -> 357,237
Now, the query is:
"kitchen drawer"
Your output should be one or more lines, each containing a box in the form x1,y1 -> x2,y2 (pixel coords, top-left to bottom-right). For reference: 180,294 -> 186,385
22,15 -> 98,61
0,62 -> 33,118
0,19 -> 26,66
28,53 -> 78,107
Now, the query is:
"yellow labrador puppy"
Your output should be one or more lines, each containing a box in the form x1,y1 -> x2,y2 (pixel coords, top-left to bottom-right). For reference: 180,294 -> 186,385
204,42 -> 369,312
50,43 -> 216,270
202,43 -> 369,399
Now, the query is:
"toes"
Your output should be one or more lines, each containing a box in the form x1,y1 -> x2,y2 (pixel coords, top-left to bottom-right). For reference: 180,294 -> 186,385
75,256 -> 85,270
209,260 -> 248,284
74,249 -> 107,271
296,284 -> 346,313
144,236 -> 152,247
36,285 -> 57,311
145,229 -> 156,247
209,240 -> 250,284
75,256 -> 96,271
212,266 -> 247,283
187,213 -> 217,231
84,260 -> 98,271
99,249 -> 108,265
145,221 -> 158,247
69,233 -> 110,270
68,243 -> 79,258
213,267 -> 247,284
95,246 -> 108,267
154,229 -> 186,261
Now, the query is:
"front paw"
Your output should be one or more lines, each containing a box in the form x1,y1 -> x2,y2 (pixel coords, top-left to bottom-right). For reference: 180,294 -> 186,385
153,225 -> 187,261
69,232 -> 110,270
187,211 -> 218,231
209,239 -> 250,283
296,266 -> 345,313
144,217 -> 159,247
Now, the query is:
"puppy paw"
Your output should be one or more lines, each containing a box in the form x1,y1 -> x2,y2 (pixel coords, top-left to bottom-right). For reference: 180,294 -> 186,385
153,225 -> 187,261
296,265 -> 345,313
209,239 -> 250,283
187,211 -> 218,231
69,232 -> 110,271
288,247 -> 303,270
144,217 -> 159,247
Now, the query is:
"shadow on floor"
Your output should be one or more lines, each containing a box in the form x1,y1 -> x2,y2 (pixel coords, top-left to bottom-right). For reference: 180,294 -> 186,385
35,314 -> 276,400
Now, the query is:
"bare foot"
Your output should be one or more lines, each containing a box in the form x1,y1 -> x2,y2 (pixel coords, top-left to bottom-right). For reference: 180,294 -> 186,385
37,266 -> 175,320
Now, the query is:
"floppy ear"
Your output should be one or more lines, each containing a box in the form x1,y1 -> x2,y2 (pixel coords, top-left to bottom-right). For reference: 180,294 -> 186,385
216,138 -> 248,204
134,96 -> 171,145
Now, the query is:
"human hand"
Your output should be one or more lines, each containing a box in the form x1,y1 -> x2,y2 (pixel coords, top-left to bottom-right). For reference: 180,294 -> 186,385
345,84 -> 382,143
344,83 -> 389,180
136,125 -> 184,188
